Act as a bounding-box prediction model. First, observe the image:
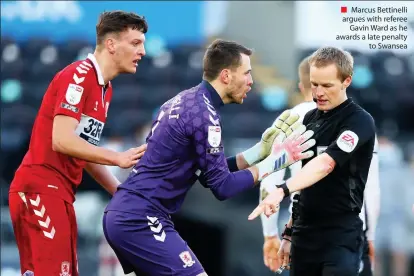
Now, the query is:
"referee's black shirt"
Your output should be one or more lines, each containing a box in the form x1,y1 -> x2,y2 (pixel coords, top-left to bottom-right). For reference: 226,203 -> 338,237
297,98 -> 375,226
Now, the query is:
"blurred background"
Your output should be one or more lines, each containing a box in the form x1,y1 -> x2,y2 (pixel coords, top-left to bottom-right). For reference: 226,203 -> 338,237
1,1 -> 413,275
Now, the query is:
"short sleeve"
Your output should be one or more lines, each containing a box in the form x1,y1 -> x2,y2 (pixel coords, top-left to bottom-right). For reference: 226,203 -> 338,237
53,68 -> 89,121
325,111 -> 375,167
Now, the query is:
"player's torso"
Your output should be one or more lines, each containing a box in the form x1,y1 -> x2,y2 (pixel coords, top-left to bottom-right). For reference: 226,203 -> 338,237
11,59 -> 112,203
300,102 -> 372,218
115,88 -> 205,214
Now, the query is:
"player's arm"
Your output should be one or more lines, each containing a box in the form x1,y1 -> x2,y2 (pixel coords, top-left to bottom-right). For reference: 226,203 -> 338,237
51,69 -> 143,167
364,136 -> 380,241
84,162 -> 121,195
198,120 -> 314,200
53,116 -> 121,165
285,112 -> 375,194
226,154 -> 249,172
248,112 -> 376,219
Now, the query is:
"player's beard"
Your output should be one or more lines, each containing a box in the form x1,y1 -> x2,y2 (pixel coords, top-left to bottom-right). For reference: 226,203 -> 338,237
230,79 -> 246,104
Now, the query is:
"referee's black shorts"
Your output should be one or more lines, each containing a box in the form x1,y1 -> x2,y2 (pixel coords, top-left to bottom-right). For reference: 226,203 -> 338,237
290,215 -> 364,276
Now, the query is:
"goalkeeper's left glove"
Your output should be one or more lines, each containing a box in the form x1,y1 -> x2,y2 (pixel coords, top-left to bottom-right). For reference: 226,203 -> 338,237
242,110 -> 300,166
256,122 -> 315,182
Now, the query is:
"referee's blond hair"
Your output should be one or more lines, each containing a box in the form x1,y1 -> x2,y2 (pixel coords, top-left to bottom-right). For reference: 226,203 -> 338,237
308,47 -> 354,82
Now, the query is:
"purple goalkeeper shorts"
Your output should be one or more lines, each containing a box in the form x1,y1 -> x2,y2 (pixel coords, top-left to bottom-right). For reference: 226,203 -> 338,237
103,209 -> 205,276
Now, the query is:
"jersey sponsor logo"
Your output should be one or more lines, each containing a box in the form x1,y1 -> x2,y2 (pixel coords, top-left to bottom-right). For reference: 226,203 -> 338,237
179,251 -> 196,268
65,83 -> 83,105
208,125 -> 221,147
317,146 -> 327,155
337,130 -> 359,153
22,271 -> 34,276
75,114 -> 104,146
60,102 -> 79,113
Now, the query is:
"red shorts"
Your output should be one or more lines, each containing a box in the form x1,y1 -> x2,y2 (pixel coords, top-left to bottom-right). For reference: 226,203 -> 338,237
9,192 -> 79,276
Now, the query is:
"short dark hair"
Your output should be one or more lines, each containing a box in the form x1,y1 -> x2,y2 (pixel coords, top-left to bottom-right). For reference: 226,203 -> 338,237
96,11 -> 148,45
203,39 -> 253,81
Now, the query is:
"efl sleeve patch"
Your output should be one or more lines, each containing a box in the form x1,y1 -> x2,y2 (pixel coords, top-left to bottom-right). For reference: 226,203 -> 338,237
207,125 -> 221,147
65,83 -> 84,105
336,130 -> 359,153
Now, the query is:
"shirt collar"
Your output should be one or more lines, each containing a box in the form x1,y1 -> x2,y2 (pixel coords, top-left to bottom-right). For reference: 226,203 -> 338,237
201,80 -> 224,109
87,53 -> 105,86
317,98 -> 353,118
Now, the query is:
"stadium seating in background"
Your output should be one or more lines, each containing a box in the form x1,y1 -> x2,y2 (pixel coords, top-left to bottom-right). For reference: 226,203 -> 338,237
1,36 -> 413,152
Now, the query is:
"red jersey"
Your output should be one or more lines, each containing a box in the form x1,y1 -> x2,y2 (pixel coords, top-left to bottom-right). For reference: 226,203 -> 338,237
10,54 -> 113,203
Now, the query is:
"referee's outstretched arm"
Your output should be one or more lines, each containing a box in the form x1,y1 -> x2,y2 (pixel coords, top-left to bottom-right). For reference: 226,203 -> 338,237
249,110 -> 375,219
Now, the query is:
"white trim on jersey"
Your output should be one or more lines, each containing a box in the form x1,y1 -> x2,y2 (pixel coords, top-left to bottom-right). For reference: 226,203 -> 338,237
87,53 -> 105,85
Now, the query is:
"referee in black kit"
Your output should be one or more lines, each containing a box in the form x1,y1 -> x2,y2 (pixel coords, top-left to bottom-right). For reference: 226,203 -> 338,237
248,46 -> 376,276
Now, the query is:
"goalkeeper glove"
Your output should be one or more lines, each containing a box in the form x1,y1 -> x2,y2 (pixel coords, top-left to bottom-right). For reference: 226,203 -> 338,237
242,110 -> 300,166
256,123 -> 315,182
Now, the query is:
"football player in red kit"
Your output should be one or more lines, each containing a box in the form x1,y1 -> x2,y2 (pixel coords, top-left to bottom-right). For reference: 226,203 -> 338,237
9,11 -> 148,276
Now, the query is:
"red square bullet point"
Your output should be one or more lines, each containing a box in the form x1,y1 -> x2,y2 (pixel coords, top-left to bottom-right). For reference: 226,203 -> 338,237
341,6 -> 347,13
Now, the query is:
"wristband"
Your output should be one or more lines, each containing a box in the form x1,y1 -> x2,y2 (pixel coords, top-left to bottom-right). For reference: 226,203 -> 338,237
241,142 -> 261,166
277,182 -> 290,199
281,224 -> 293,237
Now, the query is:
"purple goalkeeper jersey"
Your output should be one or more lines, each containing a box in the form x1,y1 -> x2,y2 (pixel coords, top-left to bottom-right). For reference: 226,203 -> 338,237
106,81 -> 255,215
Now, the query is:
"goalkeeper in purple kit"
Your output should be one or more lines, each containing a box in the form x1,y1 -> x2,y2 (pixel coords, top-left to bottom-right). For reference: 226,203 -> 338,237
103,39 -> 315,276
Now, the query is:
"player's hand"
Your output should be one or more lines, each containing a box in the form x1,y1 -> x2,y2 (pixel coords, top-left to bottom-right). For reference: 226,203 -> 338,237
368,240 -> 375,267
277,237 -> 292,270
249,188 -> 284,219
255,122 -> 315,182
242,110 -> 300,165
263,236 -> 282,272
116,144 -> 147,169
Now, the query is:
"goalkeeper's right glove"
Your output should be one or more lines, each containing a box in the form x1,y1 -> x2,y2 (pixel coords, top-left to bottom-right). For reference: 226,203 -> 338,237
242,110 -> 300,166
256,123 -> 315,182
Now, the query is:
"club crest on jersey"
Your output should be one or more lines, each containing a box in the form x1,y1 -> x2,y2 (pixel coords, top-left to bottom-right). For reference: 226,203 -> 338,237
208,126 -> 221,147
65,84 -> 84,105
60,261 -> 71,276
179,251 -> 195,268
337,130 -> 359,153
